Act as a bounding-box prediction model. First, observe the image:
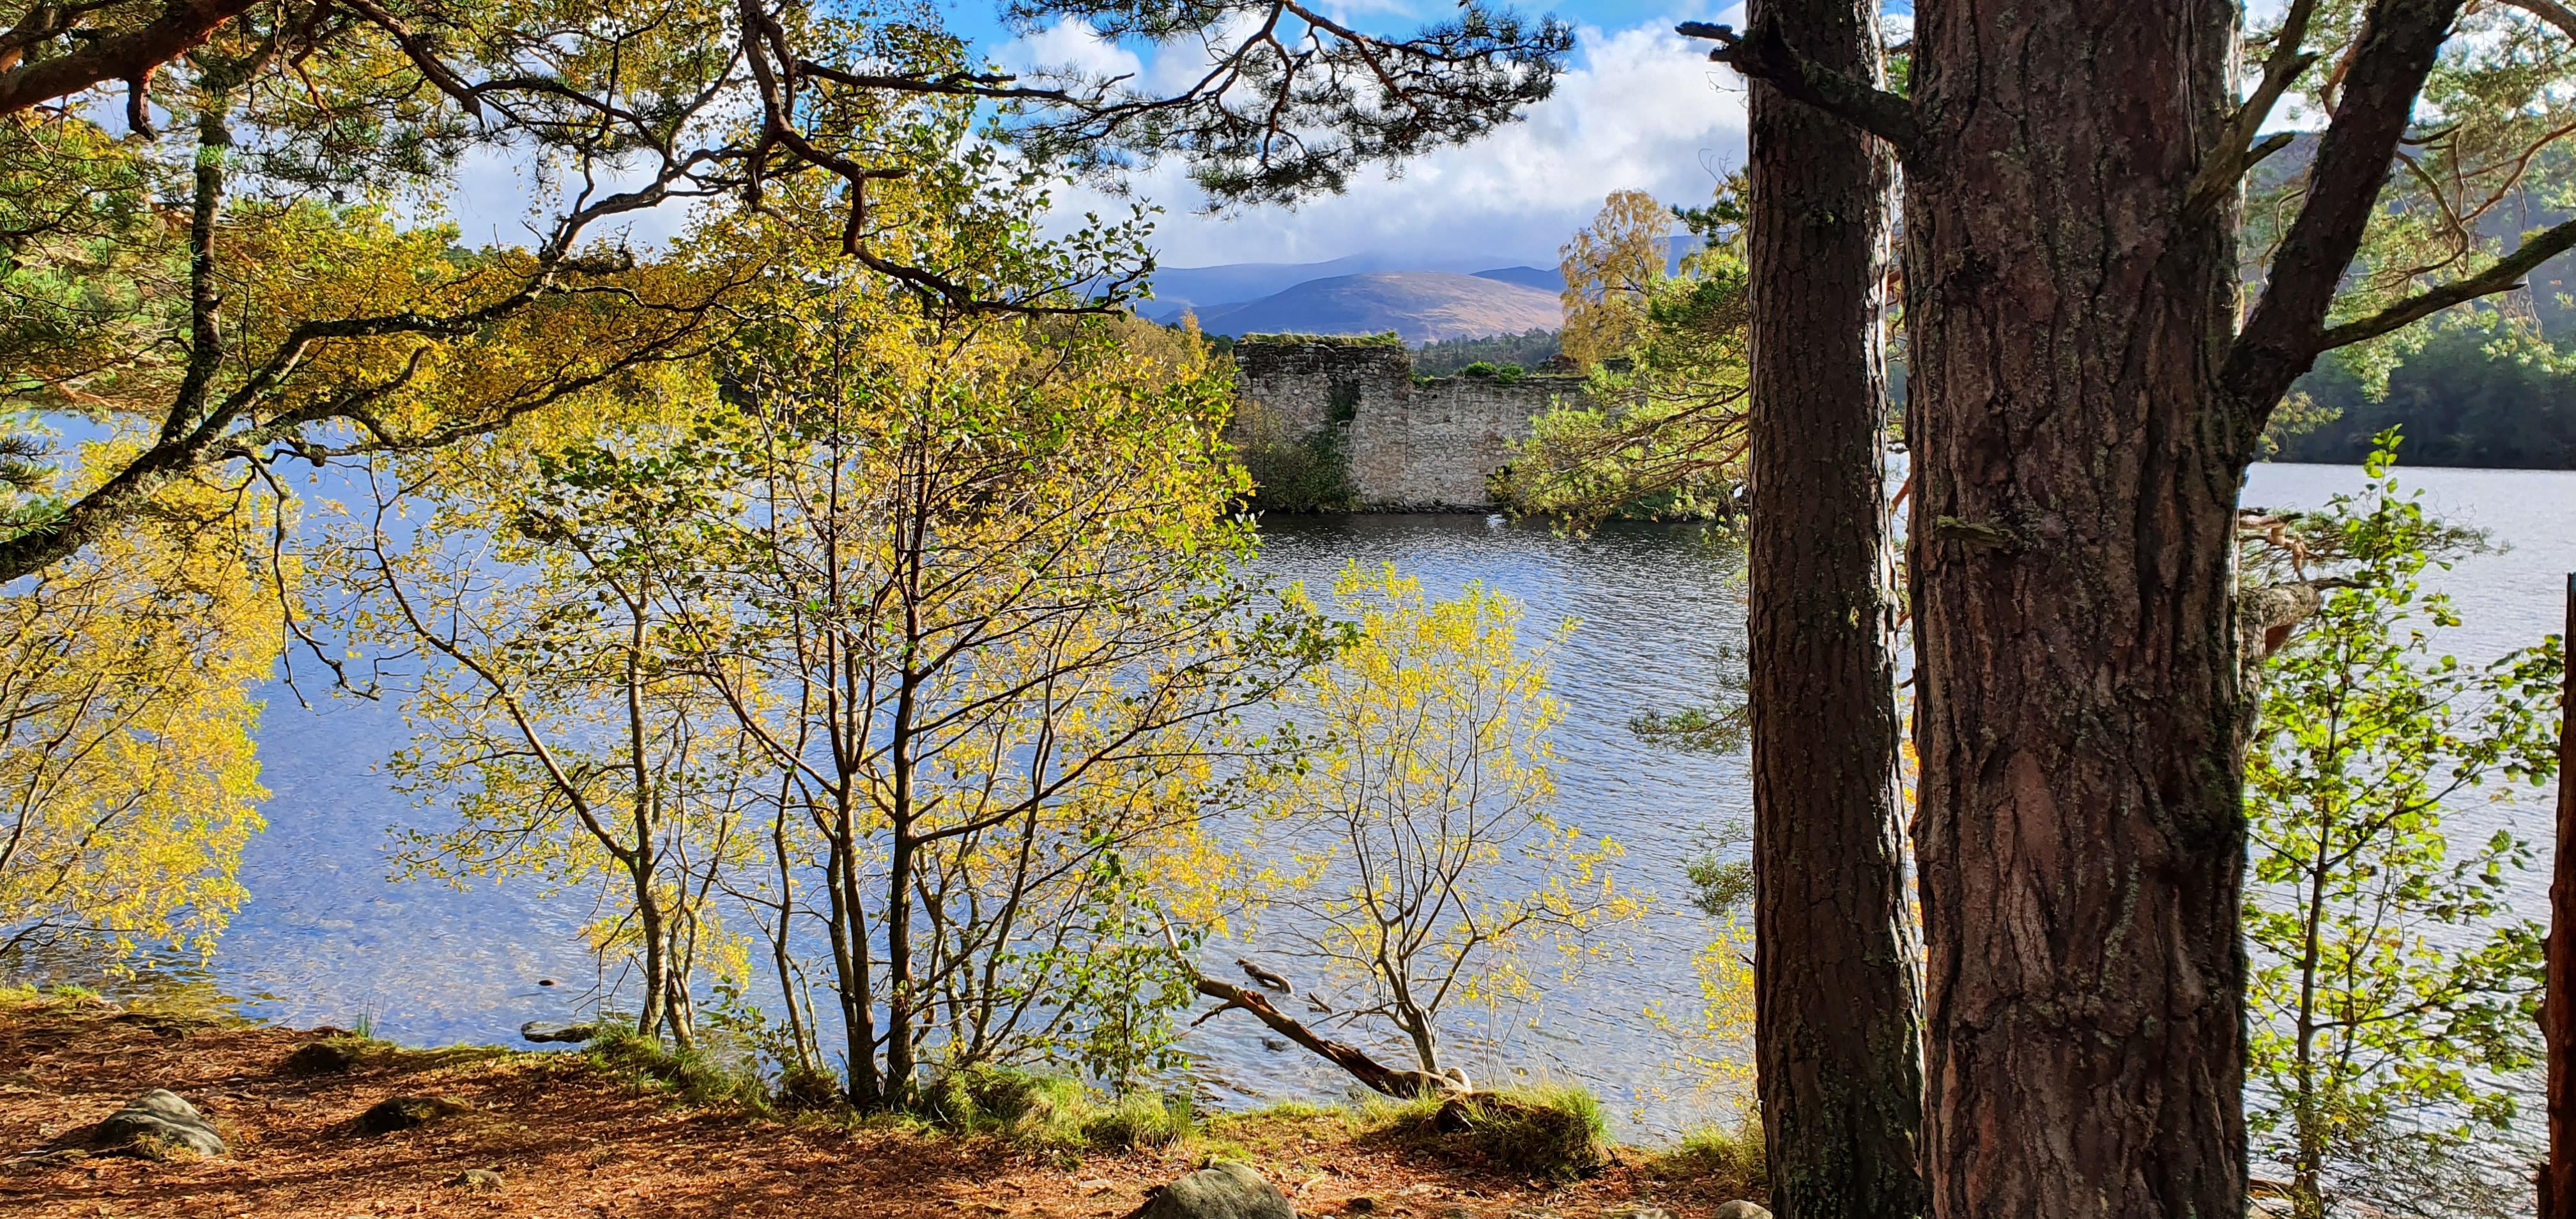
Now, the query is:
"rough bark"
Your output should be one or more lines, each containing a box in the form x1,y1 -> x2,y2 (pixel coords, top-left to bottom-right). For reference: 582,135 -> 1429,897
1901,4 -> 2251,1217
1740,1 -> 1923,1216
1692,0 -> 2501,1213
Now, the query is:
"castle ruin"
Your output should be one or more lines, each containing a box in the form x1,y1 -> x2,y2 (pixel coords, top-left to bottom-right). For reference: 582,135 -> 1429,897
1230,337 -> 1592,511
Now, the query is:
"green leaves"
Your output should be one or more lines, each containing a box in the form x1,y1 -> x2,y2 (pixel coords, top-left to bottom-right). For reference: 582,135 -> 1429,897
2243,446 -> 2565,1215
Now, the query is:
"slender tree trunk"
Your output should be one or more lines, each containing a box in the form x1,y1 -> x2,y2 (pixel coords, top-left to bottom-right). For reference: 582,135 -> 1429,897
1903,4 -> 2249,1216
770,795 -> 820,1076
822,792 -> 879,1107
624,605 -> 669,1043
2546,571 -> 2576,1218
634,878 -> 670,1039
1740,3 -> 1923,1217
883,824 -> 916,1107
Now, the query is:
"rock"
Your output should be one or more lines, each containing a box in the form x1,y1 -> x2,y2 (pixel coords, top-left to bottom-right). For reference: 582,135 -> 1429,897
449,1169 -> 505,1193
1710,1204 -> 1770,1219
1132,1162 -> 1296,1219
284,1039 -> 364,1076
92,1089 -> 225,1158
519,1020 -> 597,1044
356,1095 -> 475,1135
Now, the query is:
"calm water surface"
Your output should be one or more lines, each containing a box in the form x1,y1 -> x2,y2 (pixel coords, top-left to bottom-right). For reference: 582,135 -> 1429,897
57,462 -> 2576,1138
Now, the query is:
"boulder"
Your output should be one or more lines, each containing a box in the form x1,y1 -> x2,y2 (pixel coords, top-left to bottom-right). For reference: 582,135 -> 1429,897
1710,1204 -> 1771,1219
1132,1163 -> 1296,1219
519,1020 -> 597,1044
93,1089 -> 225,1158
356,1095 -> 475,1135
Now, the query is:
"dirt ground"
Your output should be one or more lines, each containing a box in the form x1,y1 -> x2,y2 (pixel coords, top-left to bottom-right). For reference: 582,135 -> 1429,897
0,997 -> 1760,1219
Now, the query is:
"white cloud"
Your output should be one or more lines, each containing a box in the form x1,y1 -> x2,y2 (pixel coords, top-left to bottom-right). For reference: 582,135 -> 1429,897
437,13 -> 1753,269
1002,18 -> 1148,83
1034,16 -> 1752,270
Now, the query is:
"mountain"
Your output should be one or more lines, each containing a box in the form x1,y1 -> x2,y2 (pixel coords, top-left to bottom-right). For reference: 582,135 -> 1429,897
1139,256 -> 1384,321
1194,272 -> 1565,342
1140,252 -> 1567,323
1471,266 -> 1565,293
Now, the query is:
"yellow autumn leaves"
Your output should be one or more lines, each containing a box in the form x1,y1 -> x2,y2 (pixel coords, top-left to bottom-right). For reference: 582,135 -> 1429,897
1245,564 -> 1647,1077
0,443 -> 275,958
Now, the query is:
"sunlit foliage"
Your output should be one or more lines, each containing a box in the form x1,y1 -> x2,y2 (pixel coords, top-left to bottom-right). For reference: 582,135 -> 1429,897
1557,189 -> 1673,371
1501,180 -> 1752,526
0,446 -> 273,958
2244,438 -> 2565,1218
1248,564 -> 1643,1077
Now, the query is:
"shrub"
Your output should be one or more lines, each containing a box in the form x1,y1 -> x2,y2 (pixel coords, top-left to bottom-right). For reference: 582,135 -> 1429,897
774,1065 -> 847,1114
1231,400 -> 1357,513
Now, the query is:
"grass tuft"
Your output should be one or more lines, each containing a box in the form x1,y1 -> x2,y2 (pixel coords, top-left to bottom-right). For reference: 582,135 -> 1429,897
1361,1084 -> 1610,1182
920,1063 -> 1085,1137
1079,1091 -> 1195,1151
1646,1116 -> 1765,1198
585,1024 -> 769,1111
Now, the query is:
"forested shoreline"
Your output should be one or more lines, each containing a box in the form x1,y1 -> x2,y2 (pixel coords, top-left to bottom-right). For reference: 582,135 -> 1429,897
2276,324 -> 2576,469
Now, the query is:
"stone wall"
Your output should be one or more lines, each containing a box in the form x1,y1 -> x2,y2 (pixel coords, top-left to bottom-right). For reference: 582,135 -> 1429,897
1232,339 -> 1590,511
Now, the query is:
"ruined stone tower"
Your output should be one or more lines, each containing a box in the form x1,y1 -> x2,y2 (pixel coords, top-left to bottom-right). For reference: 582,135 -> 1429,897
1229,336 -> 1590,510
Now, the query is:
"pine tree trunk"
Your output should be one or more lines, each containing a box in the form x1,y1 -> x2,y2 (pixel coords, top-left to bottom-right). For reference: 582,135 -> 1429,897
1741,1 -> 1924,1216
1903,4 -> 2250,1216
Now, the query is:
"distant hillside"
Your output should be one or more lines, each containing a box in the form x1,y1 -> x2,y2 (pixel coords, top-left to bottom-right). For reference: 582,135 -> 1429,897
1473,266 -> 1565,293
1139,256 -> 1383,321
1196,272 -> 1565,343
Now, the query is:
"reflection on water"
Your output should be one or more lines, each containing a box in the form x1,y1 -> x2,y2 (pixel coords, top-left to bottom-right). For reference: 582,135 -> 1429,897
21,463 -> 2574,1141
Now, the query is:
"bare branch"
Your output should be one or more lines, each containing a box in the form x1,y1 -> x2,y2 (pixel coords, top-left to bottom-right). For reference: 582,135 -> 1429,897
2222,0 -> 2470,452
2186,0 -> 2322,211
2498,0 -> 2576,41
2314,215 -> 2576,349
0,0 -> 258,116
1676,19 -> 1920,155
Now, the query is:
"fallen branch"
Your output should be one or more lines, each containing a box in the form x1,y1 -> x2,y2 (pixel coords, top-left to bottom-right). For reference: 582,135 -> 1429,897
1153,913 -> 1456,1100
1188,975 -> 1457,1099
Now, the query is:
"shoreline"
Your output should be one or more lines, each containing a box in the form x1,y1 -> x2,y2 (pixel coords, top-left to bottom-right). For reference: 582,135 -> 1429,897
0,993 -> 1763,1218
